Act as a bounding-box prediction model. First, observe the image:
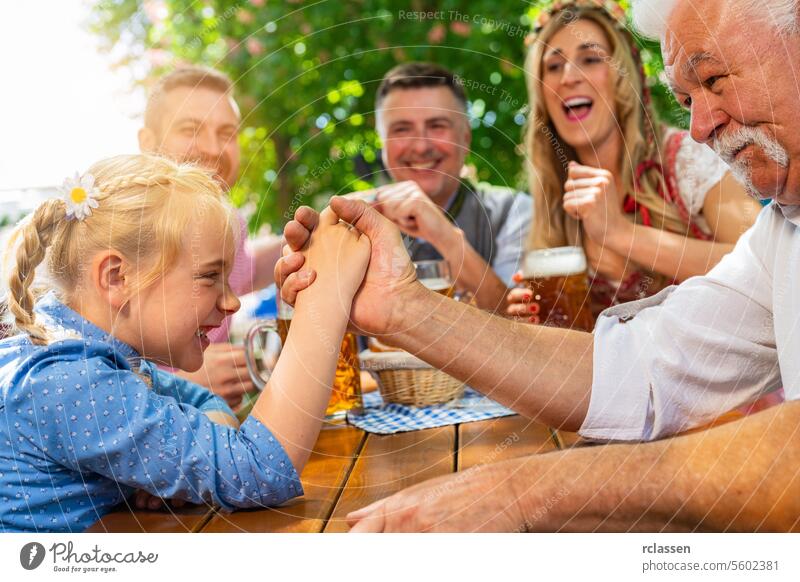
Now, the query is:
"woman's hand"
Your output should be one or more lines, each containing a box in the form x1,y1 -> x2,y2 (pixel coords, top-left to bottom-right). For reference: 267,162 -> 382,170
562,162 -> 631,248
505,271 -> 540,323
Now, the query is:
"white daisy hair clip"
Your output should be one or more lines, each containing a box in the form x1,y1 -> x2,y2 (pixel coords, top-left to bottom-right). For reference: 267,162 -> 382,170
58,172 -> 101,221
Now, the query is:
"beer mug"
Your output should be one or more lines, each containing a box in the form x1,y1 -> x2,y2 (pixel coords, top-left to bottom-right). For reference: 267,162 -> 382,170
521,246 -> 594,331
244,294 -> 363,419
414,259 -> 455,298
243,320 -> 283,390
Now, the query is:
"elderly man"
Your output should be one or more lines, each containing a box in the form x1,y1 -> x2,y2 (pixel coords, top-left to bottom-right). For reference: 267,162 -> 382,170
139,67 -> 282,407
368,62 -> 531,311
278,0 -> 800,531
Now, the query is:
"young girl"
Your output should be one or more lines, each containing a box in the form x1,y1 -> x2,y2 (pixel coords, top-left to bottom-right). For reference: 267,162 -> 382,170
0,154 -> 369,532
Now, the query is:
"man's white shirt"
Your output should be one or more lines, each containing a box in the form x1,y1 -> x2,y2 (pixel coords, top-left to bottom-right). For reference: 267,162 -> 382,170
581,202 -> 795,441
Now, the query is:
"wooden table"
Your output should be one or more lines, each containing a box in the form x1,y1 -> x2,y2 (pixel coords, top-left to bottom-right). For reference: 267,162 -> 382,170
87,416 -> 577,533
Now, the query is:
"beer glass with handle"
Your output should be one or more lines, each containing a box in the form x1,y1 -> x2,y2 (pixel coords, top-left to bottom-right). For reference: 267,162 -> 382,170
368,259 -> 455,352
414,259 -> 455,298
246,293 -> 363,420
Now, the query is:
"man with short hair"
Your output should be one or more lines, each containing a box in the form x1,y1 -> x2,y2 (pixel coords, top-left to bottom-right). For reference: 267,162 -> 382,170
140,66 -> 282,407
276,0 -> 800,531
370,62 -> 532,311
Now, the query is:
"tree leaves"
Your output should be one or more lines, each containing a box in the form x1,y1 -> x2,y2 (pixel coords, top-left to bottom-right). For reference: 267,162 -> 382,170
88,0 -> 681,232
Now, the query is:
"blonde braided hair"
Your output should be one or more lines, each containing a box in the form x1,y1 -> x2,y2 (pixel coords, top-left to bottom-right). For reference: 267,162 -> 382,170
3,154 -> 237,346
6,199 -> 64,344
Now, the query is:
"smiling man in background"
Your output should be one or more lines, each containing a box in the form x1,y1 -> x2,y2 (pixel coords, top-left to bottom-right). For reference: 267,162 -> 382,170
139,66 -> 282,407
370,62 -> 532,311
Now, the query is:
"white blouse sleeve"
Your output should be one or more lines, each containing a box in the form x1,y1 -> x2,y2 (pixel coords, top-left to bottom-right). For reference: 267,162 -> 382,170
673,133 -> 729,217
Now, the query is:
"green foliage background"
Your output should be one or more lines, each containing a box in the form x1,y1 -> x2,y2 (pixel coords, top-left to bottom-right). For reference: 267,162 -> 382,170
89,0 -> 687,232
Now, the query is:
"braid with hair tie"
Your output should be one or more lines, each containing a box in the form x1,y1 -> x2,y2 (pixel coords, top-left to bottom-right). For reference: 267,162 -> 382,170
6,199 -> 68,345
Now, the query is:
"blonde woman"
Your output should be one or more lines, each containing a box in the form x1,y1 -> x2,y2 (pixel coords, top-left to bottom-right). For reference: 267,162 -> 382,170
0,154 -> 369,532
507,0 -> 762,321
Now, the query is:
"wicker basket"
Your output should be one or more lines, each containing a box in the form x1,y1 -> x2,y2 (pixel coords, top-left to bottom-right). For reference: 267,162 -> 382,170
359,350 -> 465,406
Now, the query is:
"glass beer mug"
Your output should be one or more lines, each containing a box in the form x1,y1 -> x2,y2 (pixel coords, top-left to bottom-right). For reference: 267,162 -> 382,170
521,246 -> 594,332
414,259 -> 455,298
366,259 -> 457,352
244,294 -> 363,420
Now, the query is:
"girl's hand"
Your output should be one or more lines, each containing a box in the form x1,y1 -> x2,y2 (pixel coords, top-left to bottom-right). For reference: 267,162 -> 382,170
505,271 -> 540,323
562,163 -> 630,246
303,206 -> 371,301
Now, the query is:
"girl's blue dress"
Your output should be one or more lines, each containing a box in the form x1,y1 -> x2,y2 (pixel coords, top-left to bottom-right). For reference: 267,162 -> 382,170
0,293 -> 302,532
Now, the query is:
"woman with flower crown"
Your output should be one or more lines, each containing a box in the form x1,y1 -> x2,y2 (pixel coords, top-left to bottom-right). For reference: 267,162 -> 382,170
506,0 -> 763,321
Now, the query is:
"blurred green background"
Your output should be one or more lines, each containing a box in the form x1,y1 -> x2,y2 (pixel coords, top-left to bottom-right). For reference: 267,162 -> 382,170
89,0 -> 687,233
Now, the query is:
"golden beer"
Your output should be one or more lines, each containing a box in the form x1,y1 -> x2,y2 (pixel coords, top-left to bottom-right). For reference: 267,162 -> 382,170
277,315 -> 363,418
522,246 -> 594,332
414,260 -> 455,298
419,276 -> 455,298
329,333 -> 362,416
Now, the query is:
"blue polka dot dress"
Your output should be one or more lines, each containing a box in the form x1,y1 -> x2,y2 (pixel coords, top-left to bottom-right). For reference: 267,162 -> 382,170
0,293 -> 302,532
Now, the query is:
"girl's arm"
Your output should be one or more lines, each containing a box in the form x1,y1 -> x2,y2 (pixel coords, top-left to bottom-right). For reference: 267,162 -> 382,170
17,346 -> 303,510
605,173 -> 762,281
247,285 -> 348,470
144,361 -> 240,428
249,208 -> 370,472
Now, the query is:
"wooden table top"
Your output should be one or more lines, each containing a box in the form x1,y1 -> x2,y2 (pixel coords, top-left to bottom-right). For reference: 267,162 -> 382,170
87,416 -> 577,533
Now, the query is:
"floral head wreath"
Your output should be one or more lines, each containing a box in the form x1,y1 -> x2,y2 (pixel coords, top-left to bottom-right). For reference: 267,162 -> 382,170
57,172 -> 101,221
528,0 -> 628,39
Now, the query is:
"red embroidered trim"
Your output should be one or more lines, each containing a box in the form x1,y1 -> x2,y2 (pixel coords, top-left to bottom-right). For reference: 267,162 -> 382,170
624,131 -> 712,241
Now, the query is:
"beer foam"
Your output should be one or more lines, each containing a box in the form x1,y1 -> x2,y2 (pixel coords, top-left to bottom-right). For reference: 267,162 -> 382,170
420,277 -> 452,291
523,246 -> 587,277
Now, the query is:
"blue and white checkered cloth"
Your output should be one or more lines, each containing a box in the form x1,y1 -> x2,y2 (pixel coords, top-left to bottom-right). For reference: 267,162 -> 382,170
346,387 -> 516,435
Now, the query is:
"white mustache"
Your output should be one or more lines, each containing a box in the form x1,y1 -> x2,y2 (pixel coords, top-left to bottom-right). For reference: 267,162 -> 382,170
711,126 -> 788,168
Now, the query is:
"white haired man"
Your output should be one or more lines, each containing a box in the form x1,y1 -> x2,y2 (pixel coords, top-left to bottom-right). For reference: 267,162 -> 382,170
277,0 -> 800,531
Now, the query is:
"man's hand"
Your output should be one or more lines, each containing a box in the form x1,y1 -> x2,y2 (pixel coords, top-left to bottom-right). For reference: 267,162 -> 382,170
346,463 -> 524,532
562,162 -> 630,246
275,198 -> 419,337
180,343 -> 254,408
373,181 -> 458,248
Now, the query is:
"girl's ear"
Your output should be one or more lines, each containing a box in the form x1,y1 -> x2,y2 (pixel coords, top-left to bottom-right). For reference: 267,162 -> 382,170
92,251 -> 130,309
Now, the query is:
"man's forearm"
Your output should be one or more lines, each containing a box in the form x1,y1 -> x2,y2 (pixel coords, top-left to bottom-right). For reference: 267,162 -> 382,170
514,401 -> 800,532
654,401 -> 800,531
438,228 -> 508,312
382,284 -> 593,429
